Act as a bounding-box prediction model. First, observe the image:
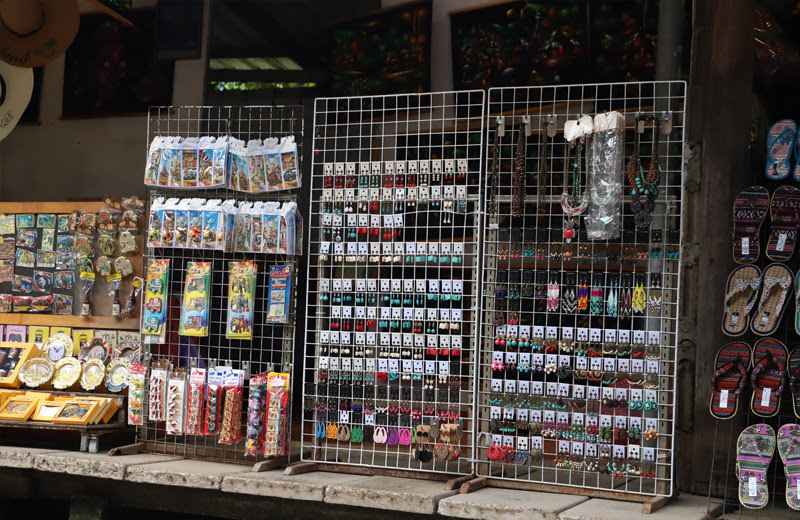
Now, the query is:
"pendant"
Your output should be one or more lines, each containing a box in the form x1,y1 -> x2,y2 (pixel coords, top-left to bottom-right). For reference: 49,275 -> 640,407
563,218 -> 577,242
634,210 -> 651,229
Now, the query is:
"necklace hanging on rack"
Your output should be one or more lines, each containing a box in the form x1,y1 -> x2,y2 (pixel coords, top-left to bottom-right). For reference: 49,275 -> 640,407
512,121 -> 527,217
626,116 -> 660,228
488,125 -> 500,215
561,117 -> 592,242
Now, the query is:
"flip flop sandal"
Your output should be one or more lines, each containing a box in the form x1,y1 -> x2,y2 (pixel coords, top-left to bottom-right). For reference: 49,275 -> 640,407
789,348 -> 800,419
750,337 -> 788,417
709,342 -> 751,420
765,119 -> 797,180
732,186 -> 769,264
736,423 -> 775,509
778,424 -> 800,511
766,185 -> 800,261
722,266 -> 761,336
750,263 -> 793,336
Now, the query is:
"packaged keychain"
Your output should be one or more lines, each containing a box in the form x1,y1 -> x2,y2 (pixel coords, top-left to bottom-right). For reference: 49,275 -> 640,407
203,368 -> 226,435
147,197 -> 164,247
226,261 -> 256,340
128,362 -> 147,425
245,139 -> 267,192
142,259 -> 170,335
179,261 -> 211,336
162,137 -> 184,187
120,276 -> 142,318
278,202 -> 297,254
202,200 -> 221,250
262,202 -> 280,253
181,137 -> 199,188
234,202 -> 253,252
244,372 -> 268,456
148,359 -> 170,422
264,372 -> 290,456
266,265 -> 292,324
188,203 -> 204,249
144,136 -> 165,186
78,256 -> 95,317
228,138 -> 249,192
173,199 -> 191,248
219,369 -> 244,445
166,369 -> 188,435
251,202 -> 264,252
264,138 -> 283,191
279,136 -> 301,190
185,367 -> 206,435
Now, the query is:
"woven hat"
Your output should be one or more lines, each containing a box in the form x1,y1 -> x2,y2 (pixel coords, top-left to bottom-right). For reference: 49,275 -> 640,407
0,0 -> 80,68
0,60 -> 32,141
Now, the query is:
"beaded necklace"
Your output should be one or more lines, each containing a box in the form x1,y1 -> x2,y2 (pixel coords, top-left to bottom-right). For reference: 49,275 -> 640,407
511,122 -> 527,217
561,135 -> 589,242
488,127 -> 500,214
626,116 -> 660,228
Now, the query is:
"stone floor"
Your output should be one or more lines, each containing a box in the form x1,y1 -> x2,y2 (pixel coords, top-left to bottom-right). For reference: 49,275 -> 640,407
0,446 -> 713,519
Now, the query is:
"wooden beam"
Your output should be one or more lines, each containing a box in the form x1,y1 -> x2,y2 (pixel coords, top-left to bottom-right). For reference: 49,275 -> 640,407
0,313 -> 139,330
84,0 -> 133,26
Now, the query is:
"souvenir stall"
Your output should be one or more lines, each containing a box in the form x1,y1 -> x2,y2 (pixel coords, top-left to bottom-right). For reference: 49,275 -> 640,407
0,198 -> 145,453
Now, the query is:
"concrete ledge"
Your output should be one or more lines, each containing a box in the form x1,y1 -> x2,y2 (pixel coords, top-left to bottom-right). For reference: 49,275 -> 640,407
126,459 -> 251,490
324,475 -> 457,515
33,451 -> 173,480
557,493 -> 709,520
439,487 -> 588,520
221,470 -> 363,501
0,446 -> 60,469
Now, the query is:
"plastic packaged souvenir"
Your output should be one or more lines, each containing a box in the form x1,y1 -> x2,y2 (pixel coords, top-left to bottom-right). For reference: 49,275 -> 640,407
166,369 -> 188,435
226,261 -> 256,340
147,198 -> 164,247
142,259 -> 170,336
33,271 -> 52,292
203,368 -> 226,435
263,138 -> 282,191
16,228 -> 36,248
0,214 -> 15,235
96,210 -> 116,233
181,137 -> 199,188
148,360 -> 170,422
0,294 -> 12,312
78,256 -> 95,317
31,295 -> 52,313
279,136 -> 300,190
585,111 -> 625,240
262,203 -> 280,254
75,212 -> 97,235
119,210 -> 139,232
188,208 -> 203,248
128,363 -> 146,425
12,274 -> 32,293
53,294 -> 72,315
201,203 -> 219,250
120,276 -> 142,319
173,201 -> 190,248
218,370 -> 244,445
185,368 -> 206,435
264,372 -> 290,456
179,262 -> 211,337
251,204 -> 264,252
266,265 -> 292,324
144,136 -> 164,186
244,372 -> 268,456
234,202 -> 253,252
278,202 -> 297,254
159,137 -> 183,187
245,139 -> 267,192
227,138 -> 248,191
41,229 -> 54,251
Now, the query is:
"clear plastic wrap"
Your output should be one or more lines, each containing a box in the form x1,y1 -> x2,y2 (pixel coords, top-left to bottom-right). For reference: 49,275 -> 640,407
584,111 -> 625,240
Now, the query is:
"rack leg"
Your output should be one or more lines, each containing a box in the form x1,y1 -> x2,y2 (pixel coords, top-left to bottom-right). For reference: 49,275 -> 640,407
641,494 -> 674,514
79,434 -> 88,452
283,461 -> 318,476
445,474 -> 475,490
460,477 -> 488,494
107,442 -> 147,456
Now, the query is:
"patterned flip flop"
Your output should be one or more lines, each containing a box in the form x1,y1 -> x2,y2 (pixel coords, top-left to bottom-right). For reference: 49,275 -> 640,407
766,185 -> 800,261
737,423 -> 775,509
766,119 -> 797,180
750,263 -> 793,336
789,348 -> 800,419
722,265 -> 761,336
710,342 -> 751,419
778,423 -> 800,511
750,338 -> 788,417
732,186 -> 769,264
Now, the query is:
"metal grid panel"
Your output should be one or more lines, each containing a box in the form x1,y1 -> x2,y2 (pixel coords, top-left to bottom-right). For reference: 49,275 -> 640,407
138,105 -> 302,464
476,82 -> 685,497
301,91 -> 485,475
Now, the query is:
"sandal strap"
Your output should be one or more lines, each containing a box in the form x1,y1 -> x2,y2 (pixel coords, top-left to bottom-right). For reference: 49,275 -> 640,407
724,276 -> 760,316
712,358 -> 748,396
756,275 -> 791,318
751,355 -> 785,396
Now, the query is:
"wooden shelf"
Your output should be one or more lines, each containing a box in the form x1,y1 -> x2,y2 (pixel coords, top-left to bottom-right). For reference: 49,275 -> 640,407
0,201 -> 108,214
0,313 -> 139,330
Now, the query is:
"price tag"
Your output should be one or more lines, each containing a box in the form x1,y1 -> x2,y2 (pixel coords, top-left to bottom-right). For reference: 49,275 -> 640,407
761,388 -> 771,407
576,328 -> 589,341
546,326 -> 558,339
561,327 -> 573,340
365,413 -> 375,425
439,361 -> 450,375
531,382 -> 543,395
504,380 -> 516,393
425,361 -> 436,374
748,476 -> 757,497
518,381 -> 530,394
413,361 -> 423,373
719,389 -> 729,409
618,330 -> 631,343
604,329 -> 617,343
340,410 -> 351,423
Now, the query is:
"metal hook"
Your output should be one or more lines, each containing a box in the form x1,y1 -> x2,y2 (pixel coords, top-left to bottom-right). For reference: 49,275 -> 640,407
496,116 -> 505,137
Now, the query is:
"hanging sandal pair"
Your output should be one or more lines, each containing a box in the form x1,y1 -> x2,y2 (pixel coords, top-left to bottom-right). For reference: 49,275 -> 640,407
722,263 -> 792,337
736,422 -> 800,511
710,338 -> 788,420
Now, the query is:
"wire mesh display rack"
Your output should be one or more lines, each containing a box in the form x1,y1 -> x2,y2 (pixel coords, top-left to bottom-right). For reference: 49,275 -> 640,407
301,91 -> 485,476
475,82 -> 686,498
138,105 -> 302,464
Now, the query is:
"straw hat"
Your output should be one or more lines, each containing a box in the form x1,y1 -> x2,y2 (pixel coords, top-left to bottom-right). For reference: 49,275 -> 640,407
0,60 -> 32,141
0,0 -> 80,68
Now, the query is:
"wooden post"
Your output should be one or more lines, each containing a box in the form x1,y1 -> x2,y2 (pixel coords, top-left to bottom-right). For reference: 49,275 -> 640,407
680,0 -> 754,495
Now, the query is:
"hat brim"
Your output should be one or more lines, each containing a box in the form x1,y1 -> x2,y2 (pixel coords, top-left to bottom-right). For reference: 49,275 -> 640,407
0,62 -> 33,141
0,0 -> 80,68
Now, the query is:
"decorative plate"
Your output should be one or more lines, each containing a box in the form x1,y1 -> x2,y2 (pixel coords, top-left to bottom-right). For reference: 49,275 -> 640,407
112,339 -> 140,363
78,337 -> 109,363
105,360 -> 131,392
80,359 -> 106,391
42,333 -> 74,363
52,357 -> 81,390
18,357 -> 54,388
